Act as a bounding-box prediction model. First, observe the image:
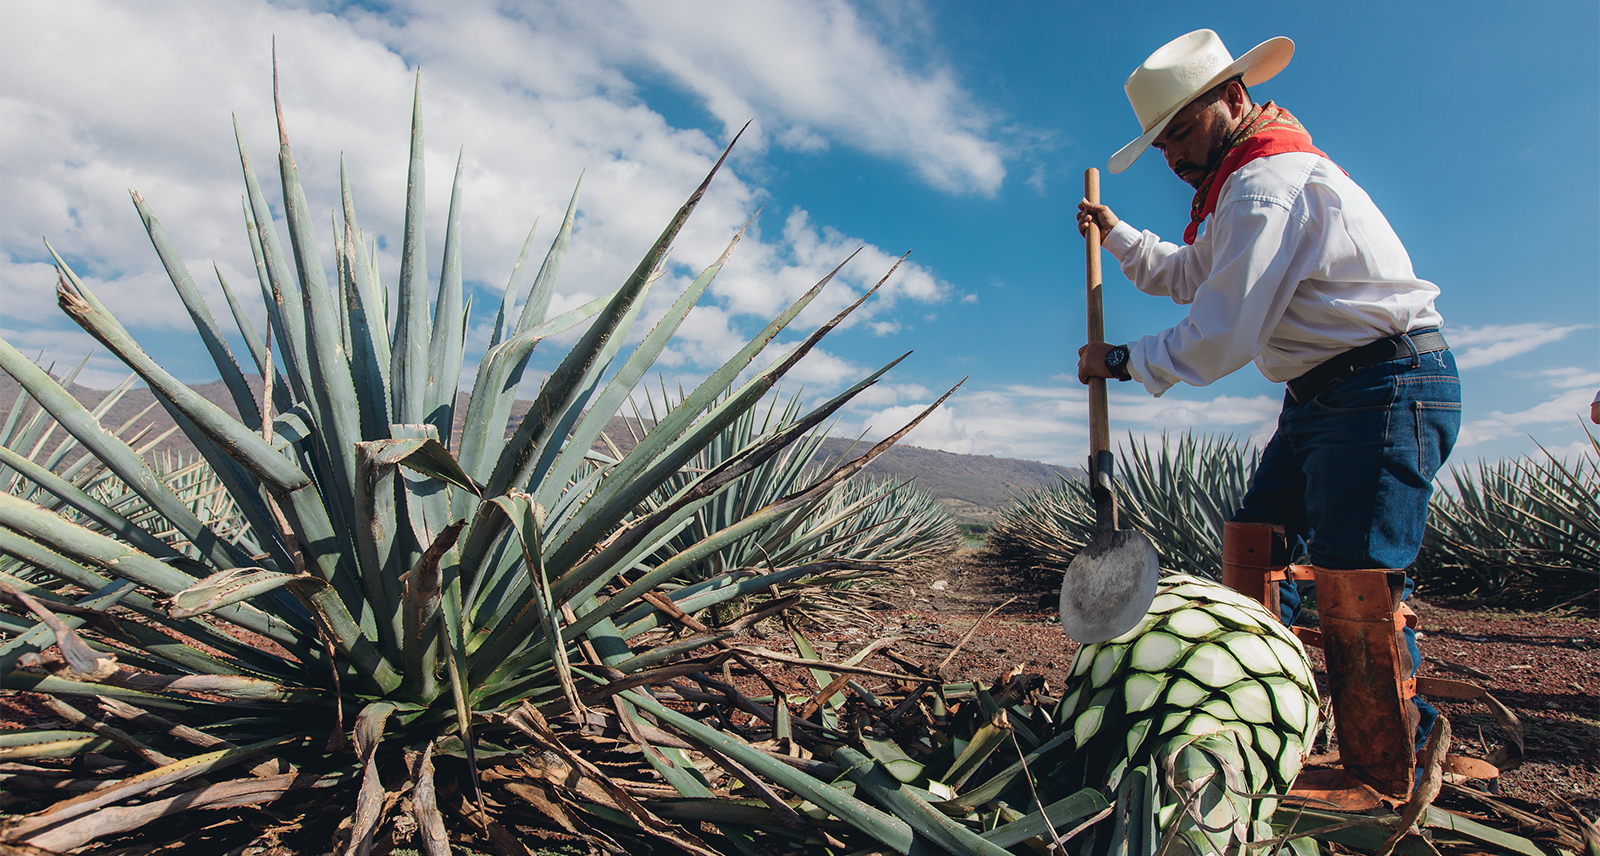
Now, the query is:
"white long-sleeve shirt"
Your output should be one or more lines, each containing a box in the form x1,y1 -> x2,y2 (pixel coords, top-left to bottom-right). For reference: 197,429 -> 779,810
1103,151 -> 1443,397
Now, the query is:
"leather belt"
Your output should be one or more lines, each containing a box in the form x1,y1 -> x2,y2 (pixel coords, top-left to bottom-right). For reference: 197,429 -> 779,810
1286,329 -> 1448,403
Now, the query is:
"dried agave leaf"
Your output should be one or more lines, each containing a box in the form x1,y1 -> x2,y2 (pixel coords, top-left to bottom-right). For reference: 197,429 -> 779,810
407,742 -> 451,856
2,582 -> 120,680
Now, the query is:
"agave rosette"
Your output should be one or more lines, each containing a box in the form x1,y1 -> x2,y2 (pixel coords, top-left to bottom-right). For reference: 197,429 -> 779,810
1418,429 -> 1599,603
987,432 -> 1259,583
634,387 -> 961,583
0,70 -> 960,852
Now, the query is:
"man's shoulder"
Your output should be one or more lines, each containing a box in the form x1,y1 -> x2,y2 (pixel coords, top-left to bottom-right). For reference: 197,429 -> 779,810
1222,152 -> 1323,205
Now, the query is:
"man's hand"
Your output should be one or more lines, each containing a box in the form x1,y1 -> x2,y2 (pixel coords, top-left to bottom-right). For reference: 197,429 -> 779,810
1590,396 -> 1599,425
1078,341 -> 1128,384
1077,199 -> 1119,239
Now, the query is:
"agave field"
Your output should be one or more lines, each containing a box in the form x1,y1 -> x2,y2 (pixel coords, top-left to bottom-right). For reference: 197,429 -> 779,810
986,432 -> 1259,586
2,70 -> 1596,856
988,429 -> 1600,610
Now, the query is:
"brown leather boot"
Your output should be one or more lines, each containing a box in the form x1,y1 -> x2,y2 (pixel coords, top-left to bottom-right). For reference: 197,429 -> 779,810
1315,568 -> 1419,799
1221,521 -> 1288,616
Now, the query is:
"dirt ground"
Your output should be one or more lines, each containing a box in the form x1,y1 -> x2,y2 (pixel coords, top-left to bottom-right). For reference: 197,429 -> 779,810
819,550 -> 1599,816
2,548 -> 1594,854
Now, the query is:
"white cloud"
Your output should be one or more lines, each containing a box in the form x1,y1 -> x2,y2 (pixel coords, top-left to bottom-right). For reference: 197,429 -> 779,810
606,0 -> 1006,195
1542,365 -> 1600,390
1456,367 -> 1600,449
1449,322 -> 1588,369
1112,392 -> 1281,438
1025,164 -> 1048,195
780,346 -> 868,388
0,0 -> 983,393
847,380 -> 931,408
844,380 -> 1281,465
0,325 -> 137,391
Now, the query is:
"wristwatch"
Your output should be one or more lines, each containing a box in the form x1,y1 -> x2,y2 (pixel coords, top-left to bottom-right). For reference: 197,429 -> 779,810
1104,344 -> 1132,381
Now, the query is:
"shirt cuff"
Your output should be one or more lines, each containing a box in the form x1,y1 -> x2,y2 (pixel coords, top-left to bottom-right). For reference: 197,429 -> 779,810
1102,220 -> 1140,260
1127,338 -> 1177,398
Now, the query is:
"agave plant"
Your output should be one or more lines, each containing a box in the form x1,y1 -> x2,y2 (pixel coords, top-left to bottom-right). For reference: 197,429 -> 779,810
2,362 -> 251,582
986,431 -> 1258,583
113,451 -> 249,550
800,473 -> 962,565
2,357 -> 166,511
1417,428 -> 1599,605
0,69 -> 965,853
633,387 -> 961,583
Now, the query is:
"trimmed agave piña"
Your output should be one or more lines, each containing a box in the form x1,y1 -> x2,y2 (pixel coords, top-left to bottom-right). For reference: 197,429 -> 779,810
987,431 -> 1258,583
1044,574 -> 1320,856
0,69 -> 960,853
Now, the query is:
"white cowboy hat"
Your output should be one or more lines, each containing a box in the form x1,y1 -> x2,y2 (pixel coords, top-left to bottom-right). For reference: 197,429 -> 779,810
1108,29 -> 1295,174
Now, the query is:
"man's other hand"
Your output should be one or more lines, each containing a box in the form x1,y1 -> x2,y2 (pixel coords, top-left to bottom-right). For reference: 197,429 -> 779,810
1078,341 -> 1119,384
1077,199 -> 1119,239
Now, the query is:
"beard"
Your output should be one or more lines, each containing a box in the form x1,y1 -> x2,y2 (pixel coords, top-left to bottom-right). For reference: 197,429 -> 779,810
1171,129 -> 1234,189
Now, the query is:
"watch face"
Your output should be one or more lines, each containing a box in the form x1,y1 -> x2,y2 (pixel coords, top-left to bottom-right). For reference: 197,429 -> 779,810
1106,347 -> 1127,367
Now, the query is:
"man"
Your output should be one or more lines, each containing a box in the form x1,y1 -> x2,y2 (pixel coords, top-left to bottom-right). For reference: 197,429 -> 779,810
1075,29 -> 1460,800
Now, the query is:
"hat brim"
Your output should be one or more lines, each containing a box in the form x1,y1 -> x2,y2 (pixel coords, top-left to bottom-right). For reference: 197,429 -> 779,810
1107,36 -> 1295,175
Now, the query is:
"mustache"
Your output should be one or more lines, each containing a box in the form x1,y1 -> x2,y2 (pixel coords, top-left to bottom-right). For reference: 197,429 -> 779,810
1172,160 -> 1210,188
1173,143 -> 1228,187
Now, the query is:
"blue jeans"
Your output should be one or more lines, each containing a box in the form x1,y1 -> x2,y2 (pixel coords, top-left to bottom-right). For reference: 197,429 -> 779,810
1234,342 -> 1461,753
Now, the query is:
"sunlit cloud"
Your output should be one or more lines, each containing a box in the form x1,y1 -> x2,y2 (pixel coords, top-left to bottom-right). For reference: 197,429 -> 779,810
1455,367 -> 1600,449
600,0 -> 1008,195
1449,322 -> 1588,369
843,381 -> 1280,465
0,0 -> 982,390
0,326 -> 136,391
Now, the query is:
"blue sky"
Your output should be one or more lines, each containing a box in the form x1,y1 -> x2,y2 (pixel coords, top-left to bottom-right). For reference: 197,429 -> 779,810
2,0 -> 1595,468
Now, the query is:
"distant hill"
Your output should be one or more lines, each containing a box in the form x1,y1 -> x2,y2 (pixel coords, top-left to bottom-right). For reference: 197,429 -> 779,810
811,438 -> 1079,524
1,372 -> 1079,523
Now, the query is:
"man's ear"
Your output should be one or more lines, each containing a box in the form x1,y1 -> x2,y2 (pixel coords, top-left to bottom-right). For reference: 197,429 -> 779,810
1225,79 -> 1253,118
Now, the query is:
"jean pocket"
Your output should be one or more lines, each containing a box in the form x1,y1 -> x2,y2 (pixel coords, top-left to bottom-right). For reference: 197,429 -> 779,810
1311,366 -> 1398,413
1413,400 -> 1462,476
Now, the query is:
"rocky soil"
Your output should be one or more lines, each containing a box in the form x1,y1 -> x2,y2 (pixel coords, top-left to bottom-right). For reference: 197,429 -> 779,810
833,550 -> 1599,815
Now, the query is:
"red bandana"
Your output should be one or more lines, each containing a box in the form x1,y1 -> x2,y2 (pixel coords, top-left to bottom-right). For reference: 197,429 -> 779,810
1184,102 -> 1330,244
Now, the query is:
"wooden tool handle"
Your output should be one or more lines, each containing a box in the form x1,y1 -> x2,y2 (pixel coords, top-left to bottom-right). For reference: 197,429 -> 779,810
1084,168 -> 1110,458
